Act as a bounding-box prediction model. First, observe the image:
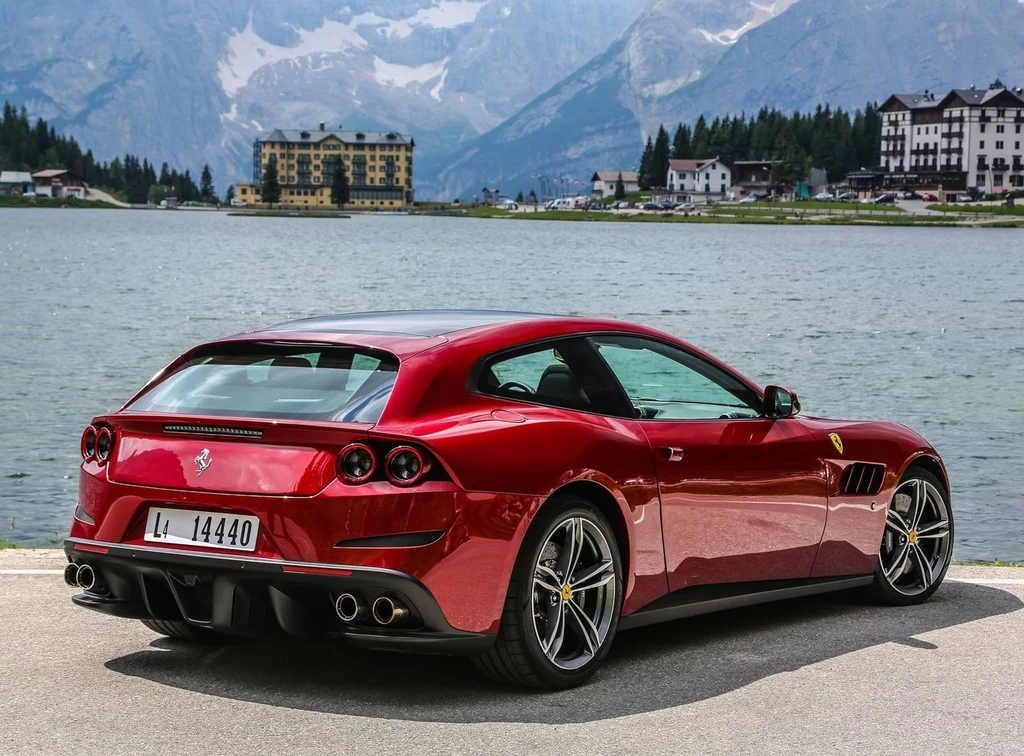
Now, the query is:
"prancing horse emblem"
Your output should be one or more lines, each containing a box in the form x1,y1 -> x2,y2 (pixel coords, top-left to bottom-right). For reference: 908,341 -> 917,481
194,448 -> 212,476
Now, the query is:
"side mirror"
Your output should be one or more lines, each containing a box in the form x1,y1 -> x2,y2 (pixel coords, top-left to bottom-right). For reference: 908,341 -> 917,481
764,385 -> 801,419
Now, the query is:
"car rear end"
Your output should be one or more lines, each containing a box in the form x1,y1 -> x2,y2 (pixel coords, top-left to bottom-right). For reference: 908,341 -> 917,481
65,338 -> 498,653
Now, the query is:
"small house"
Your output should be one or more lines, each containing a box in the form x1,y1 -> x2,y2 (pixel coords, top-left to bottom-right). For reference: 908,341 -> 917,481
591,171 -> 639,199
31,169 -> 86,198
0,171 -> 35,196
665,158 -> 732,203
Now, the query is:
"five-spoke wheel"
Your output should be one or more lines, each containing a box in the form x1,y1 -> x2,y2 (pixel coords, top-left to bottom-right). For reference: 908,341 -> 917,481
870,468 -> 953,604
531,516 -> 617,671
473,496 -> 622,688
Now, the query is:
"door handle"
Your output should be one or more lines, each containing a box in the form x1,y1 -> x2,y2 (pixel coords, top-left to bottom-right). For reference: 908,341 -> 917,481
662,446 -> 685,463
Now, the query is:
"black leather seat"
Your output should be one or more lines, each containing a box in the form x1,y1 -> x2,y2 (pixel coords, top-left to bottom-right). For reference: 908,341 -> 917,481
536,363 -> 586,404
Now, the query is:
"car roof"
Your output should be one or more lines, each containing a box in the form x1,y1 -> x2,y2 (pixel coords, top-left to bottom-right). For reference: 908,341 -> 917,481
257,310 -> 562,338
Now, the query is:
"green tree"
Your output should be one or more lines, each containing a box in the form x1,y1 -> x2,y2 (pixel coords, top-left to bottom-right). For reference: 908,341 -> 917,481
147,184 -> 167,205
691,115 -> 710,158
651,124 -> 671,188
329,161 -> 349,208
990,78 -> 1005,89
527,189 -> 537,204
614,172 -> 626,200
261,160 -> 281,207
671,123 -> 691,160
515,190 -> 524,202
225,184 -> 235,204
769,123 -> 811,194
200,163 -> 215,201
638,136 -> 655,190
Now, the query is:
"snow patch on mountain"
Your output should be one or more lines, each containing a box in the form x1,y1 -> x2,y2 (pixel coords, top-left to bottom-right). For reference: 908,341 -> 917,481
373,56 -> 448,88
218,2 -> 486,96
218,13 -> 367,96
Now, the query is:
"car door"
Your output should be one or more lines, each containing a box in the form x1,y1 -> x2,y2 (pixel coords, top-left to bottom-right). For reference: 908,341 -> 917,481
587,334 -> 828,592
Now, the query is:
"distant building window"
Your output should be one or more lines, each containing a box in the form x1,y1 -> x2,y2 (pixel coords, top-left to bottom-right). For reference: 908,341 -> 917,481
980,141 -> 985,149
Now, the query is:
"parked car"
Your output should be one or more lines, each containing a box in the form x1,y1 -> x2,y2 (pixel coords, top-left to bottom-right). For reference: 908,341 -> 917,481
837,192 -> 858,202
814,192 -> 835,201
658,201 -> 676,211
921,193 -> 938,202
499,200 -> 518,211
874,194 -> 896,204
897,191 -> 922,200
738,195 -> 759,204
641,202 -> 660,211
956,194 -> 974,203
674,203 -> 697,212
64,309 -> 955,689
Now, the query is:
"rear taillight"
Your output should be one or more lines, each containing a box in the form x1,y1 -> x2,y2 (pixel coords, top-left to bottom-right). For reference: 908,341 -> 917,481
338,443 -> 377,484
81,427 -> 97,461
336,441 -> 439,487
385,446 -> 430,486
95,427 -> 114,464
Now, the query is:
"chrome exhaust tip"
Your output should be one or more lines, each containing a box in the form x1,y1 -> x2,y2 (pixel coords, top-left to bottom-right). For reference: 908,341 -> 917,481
64,563 -> 81,588
335,593 -> 364,623
76,564 -> 97,592
371,596 -> 408,626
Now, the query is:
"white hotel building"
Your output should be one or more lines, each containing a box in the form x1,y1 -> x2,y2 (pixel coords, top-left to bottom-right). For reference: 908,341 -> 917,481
880,87 -> 1024,198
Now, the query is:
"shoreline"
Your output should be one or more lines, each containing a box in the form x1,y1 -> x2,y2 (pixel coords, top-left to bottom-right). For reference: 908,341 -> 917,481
419,207 -> 1024,228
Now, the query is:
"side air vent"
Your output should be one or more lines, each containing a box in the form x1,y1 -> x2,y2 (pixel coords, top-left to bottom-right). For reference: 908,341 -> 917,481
163,425 -> 263,438
840,463 -> 885,496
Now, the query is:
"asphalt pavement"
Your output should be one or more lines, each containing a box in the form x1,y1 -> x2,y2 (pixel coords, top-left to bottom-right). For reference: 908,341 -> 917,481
2,550 -> 1022,756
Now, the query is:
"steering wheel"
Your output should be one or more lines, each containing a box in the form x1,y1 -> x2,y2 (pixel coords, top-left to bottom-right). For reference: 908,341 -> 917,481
500,381 -> 535,394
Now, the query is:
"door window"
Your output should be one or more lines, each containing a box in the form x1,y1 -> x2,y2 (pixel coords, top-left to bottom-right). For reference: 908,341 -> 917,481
589,335 -> 761,420
477,338 -> 625,414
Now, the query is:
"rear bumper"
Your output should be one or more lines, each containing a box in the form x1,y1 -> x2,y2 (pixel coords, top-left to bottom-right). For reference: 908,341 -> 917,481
63,538 -> 495,655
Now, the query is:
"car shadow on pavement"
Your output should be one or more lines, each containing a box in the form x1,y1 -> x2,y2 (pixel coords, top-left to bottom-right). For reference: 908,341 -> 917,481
104,581 -> 1020,724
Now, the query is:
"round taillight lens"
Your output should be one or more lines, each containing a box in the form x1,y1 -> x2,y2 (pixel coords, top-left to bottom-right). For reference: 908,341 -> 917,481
338,443 -> 376,483
95,428 -> 113,463
385,446 -> 430,486
81,427 -> 97,461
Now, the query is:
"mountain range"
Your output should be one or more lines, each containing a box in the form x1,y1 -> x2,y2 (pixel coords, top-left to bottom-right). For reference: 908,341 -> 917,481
2,0 -> 1024,200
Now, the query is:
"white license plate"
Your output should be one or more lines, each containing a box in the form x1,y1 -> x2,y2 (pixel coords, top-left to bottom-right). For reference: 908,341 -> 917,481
144,507 -> 260,552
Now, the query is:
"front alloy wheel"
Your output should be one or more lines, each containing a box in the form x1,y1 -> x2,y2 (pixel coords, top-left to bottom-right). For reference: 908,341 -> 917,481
870,468 -> 953,604
472,496 -> 622,688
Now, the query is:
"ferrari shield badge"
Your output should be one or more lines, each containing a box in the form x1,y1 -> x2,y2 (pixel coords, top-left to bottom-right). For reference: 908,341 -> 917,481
829,433 -> 844,455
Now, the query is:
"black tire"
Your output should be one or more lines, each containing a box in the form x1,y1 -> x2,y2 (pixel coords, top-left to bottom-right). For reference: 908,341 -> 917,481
866,467 -> 954,606
140,619 -> 227,642
472,495 -> 623,689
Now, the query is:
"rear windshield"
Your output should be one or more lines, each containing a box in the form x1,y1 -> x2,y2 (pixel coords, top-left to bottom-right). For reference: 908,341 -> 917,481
128,344 -> 399,423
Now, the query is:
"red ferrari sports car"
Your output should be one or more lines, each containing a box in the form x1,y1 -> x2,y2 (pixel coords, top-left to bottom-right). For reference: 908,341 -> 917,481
65,310 -> 953,688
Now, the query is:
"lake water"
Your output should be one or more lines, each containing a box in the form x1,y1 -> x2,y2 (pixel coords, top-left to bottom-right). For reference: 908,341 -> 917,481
1,209 -> 1022,560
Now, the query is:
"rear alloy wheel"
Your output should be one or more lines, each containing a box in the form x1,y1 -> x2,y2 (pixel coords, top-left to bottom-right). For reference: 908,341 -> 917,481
472,496 -> 622,689
869,468 -> 953,605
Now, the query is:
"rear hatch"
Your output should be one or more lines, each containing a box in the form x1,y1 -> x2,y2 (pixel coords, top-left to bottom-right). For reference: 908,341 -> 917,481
107,341 -> 398,495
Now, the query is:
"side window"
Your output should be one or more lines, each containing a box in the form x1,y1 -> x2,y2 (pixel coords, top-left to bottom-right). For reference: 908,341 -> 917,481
478,338 -> 624,414
589,335 -> 761,420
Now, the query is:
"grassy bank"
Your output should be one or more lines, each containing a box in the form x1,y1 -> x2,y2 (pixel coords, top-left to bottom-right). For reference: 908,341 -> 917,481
0,195 -> 119,209
926,203 -> 1024,216
428,205 -> 1023,228
0,538 -> 20,550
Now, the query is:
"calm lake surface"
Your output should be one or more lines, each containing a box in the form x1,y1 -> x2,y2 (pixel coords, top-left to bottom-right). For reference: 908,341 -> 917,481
1,209 -> 1022,559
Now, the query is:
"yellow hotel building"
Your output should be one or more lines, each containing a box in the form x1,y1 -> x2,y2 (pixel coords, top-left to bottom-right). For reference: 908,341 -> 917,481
236,124 -> 414,208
